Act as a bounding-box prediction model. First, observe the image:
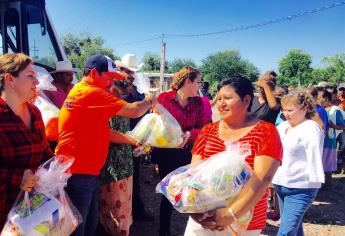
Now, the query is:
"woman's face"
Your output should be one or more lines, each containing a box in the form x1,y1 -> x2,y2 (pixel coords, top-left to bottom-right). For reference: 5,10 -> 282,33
217,85 -> 249,122
11,63 -> 39,102
183,74 -> 202,97
282,102 -> 307,127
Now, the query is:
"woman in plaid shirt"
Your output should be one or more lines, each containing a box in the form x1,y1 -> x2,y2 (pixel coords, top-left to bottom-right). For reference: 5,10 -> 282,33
0,53 -> 53,228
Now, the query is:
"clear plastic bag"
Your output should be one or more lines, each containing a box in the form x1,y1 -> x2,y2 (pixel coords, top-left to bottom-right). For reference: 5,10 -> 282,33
34,93 -> 59,141
127,104 -> 184,148
1,156 -> 82,236
156,142 -> 252,213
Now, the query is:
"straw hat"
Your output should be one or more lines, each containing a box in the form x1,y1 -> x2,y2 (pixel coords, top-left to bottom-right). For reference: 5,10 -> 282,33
115,54 -> 140,72
51,60 -> 79,73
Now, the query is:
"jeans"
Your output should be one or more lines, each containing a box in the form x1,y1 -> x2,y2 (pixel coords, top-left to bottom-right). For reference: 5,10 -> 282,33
65,174 -> 100,236
274,185 -> 318,236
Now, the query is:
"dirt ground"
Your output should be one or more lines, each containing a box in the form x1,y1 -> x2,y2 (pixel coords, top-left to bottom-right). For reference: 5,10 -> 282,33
130,166 -> 345,236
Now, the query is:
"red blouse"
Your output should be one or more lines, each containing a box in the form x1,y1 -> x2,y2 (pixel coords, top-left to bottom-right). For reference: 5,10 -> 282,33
158,90 -> 206,143
192,121 -> 282,230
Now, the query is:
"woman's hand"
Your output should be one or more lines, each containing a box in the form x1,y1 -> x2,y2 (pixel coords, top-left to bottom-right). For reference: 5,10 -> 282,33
177,131 -> 191,148
214,208 -> 234,229
20,169 -> 39,192
192,210 -> 226,231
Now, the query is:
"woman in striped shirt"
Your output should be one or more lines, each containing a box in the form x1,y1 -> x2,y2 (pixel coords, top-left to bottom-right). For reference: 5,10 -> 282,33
184,77 -> 283,236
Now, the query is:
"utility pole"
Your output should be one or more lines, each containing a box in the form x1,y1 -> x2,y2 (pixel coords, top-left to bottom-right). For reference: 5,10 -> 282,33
159,33 -> 166,93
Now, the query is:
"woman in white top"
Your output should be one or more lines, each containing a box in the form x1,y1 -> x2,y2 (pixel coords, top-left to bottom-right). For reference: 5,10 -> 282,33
272,91 -> 324,236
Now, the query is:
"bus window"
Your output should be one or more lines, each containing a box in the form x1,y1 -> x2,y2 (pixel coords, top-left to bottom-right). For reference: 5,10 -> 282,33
26,4 -> 58,69
4,8 -> 19,53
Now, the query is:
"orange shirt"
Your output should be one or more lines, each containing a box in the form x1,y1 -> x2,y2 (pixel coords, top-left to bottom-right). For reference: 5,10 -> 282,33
55,81 -> 127,175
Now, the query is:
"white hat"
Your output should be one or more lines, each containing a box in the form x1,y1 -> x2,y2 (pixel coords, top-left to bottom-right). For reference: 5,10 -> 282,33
317,81 -> 329,87
115,54 -> 140,72
51,60 -> 79,73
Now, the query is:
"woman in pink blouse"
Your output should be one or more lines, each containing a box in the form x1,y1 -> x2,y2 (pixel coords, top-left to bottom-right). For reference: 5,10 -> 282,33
152,66 -> 208,236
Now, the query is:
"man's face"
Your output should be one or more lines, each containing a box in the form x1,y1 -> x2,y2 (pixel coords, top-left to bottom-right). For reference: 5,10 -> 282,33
56,71 -> 74,86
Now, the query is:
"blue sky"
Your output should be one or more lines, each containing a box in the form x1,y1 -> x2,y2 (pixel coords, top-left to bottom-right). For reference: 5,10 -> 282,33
46,0 -> 345,73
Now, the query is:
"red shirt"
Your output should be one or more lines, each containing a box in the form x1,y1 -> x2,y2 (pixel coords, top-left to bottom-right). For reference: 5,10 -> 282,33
158,91 -> 206,143
0,98 -> 53,227
192,121 -> 282,230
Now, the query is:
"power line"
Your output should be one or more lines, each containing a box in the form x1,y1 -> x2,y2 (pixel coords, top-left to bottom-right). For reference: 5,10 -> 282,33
113,36 -> 162,47
113,0 -> 345,46
165,1 -> 345,38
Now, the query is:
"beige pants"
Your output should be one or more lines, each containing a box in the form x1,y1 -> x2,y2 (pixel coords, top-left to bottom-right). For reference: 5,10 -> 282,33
184,217 -> 261,236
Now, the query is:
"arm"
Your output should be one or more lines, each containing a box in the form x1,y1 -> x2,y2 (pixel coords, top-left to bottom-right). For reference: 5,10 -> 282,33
305,125 -> 325,183
109,129 -> 138,146
257,79 -> 280,110
116,95 -> 157,118
311,113 -> 325,132
213,156 -> 280,228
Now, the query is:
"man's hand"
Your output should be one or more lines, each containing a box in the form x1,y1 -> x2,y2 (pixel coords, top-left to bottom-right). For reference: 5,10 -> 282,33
20,169 -> 39,192
145,93 -> 158,106
256,78 -> 270,89
191,210 -> 225,231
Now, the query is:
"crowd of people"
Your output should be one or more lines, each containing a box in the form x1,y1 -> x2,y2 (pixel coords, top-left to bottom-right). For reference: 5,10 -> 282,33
0,52 -> 343,236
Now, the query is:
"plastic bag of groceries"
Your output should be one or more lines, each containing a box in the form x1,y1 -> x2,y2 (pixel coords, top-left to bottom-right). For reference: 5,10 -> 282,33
34,94 -> 59,141
127,104 -> 184,148
156,142 -> 253,234
1,156 -> 82,236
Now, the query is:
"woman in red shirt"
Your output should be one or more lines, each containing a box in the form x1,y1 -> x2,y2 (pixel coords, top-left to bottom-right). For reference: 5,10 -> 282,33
0,53 -> 53,228
184,77 -> 283,236
152,66 -> 208,236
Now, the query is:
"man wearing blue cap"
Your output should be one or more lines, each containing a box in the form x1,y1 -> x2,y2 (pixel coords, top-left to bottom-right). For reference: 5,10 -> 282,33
55,54 -> 156,236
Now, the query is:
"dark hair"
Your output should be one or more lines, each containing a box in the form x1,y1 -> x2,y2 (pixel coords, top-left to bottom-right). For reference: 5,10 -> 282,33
310,87 -> 320,100
326,85 -> 337,95
339,87 -> 345,92
217,77 -> 254,111
322,90 -> 332,101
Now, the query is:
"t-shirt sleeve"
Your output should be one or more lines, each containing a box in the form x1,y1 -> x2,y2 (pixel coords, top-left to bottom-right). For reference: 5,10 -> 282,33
191,124 -> 209,157
256,122 -> 283,162
336,110 -> 345,126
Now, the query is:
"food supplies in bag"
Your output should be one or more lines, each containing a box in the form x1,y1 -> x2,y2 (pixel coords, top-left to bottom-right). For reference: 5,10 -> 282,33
127,104 -> 184,148
156,143 -> 252,213
1,156 -> 82,236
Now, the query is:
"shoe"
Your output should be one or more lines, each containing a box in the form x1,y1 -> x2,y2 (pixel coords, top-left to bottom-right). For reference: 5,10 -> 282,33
133,210 -> 154,222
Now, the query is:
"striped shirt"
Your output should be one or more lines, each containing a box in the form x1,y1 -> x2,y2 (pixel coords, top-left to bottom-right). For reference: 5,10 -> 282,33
192,121 -> 282,230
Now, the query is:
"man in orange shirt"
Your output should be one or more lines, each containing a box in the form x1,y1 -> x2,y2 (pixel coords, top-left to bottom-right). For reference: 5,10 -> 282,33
55,54 -> 156,236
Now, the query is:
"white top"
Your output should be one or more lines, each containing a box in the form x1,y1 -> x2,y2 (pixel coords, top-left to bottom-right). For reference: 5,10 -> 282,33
272,120 -> 325,189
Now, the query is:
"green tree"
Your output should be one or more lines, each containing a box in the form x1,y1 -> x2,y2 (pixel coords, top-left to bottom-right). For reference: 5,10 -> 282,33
61,33 -> 119,79
168,58 -> 196,73
322,53 -> 345,84
142,52 -> 161,72
278,49 -> 312,87
200,50 -> 259,92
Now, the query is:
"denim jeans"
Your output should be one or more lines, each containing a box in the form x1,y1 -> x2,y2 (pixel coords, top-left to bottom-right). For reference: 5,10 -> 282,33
274,185 -> 319,236
65,174 -> 100,236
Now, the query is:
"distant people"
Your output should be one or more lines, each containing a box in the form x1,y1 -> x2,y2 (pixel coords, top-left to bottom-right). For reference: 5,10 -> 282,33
152,66 -> 207,236
43,60 -> 75,108
55,54 -> 157,236
116,53 -> 154,222
273,91 -> 324,236
0,53 -> 53,228
338,87 -> 345,110
185,77 -> 282,236
318,90 -> 345,189
307,86 -> 329,132
201,81 -> 212,100
274,85 -> 289,126
326,86 -> 340,106
249,71 -> 280,124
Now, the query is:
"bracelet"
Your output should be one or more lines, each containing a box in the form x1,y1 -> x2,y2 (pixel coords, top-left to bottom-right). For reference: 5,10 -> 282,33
228,207 -> 239,223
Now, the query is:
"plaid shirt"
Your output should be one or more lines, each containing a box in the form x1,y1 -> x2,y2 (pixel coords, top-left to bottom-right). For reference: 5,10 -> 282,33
0,97 -> 52,226
158,90 -> 206,144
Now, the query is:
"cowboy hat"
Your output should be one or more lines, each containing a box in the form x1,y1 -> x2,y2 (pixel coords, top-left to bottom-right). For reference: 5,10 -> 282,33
51,60 -> 79,74
115,53 -> 140,72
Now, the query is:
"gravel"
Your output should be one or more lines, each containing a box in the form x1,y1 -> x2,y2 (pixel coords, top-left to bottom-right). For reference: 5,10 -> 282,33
130,165 -> 345,236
